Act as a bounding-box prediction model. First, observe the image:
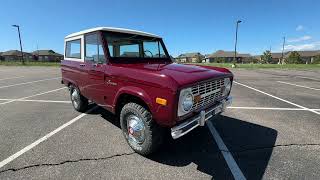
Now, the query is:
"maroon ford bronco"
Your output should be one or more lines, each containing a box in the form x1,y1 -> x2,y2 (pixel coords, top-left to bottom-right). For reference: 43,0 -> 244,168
61,27 -> 233,155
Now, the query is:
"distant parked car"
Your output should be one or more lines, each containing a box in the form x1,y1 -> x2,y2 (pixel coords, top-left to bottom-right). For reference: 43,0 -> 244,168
61,27 -> 233,155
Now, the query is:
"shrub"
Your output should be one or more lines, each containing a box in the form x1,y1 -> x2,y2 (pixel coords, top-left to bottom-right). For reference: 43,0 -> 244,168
286,51 -> 303,64
312,55 -> 320,64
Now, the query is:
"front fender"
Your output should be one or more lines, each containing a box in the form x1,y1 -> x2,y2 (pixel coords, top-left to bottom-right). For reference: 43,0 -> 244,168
113,86 -> 153,113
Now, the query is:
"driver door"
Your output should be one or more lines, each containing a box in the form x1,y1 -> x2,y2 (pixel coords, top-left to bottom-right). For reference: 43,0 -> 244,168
84,32 -> 106,106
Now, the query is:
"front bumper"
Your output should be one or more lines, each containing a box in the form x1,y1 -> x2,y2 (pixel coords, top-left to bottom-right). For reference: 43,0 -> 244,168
171,96 -> 232,139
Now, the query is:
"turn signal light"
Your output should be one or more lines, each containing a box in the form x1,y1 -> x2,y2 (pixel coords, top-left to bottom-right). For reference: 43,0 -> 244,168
156,98 -> 167,106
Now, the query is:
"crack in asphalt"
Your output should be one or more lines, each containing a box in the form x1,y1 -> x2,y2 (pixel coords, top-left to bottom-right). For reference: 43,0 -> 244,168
220,143 -> 320,154
0,152 -> 135,174
1,144 -> 319,174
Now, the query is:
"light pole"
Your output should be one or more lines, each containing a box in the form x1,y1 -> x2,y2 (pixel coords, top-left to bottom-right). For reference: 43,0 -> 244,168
12,25 -> 25,65
281,36 -> 286,64
234,20 -> 242,66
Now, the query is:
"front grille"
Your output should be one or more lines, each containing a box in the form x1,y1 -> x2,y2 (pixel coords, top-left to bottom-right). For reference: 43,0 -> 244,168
191,78 -> 224,110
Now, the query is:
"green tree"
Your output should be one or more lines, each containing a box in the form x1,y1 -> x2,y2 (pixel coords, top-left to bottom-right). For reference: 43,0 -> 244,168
286,51 -> 303,64
312,55 -> 320,64
215,57 -> 226,63
196,56 -> 203,63
260,50 -> 272,64
247,57 -> 258,64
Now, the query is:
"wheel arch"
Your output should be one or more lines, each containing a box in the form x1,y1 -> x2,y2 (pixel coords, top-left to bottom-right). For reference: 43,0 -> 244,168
114,87 -> 153,116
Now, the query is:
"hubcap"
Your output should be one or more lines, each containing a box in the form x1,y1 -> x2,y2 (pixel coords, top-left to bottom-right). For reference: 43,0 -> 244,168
71,89 -> 80,108
127,115 -> 145,145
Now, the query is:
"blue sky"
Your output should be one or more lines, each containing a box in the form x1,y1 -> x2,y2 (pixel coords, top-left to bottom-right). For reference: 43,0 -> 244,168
0,0 -> 319,56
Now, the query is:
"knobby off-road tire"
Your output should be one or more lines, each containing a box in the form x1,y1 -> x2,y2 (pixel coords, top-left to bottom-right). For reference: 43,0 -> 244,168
69,85 -> 88,112
120,102 -> 163,156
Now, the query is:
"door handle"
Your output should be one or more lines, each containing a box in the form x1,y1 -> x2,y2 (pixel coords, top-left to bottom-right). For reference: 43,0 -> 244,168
80,64 -> 85,67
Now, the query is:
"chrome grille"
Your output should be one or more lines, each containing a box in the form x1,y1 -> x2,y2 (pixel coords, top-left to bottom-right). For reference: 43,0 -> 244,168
191,79 -> 224,110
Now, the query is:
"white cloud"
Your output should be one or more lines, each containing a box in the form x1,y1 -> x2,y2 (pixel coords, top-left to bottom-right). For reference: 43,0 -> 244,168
296,25 -> 304,31
284,42 -> 320,51
287,35 -> 312,43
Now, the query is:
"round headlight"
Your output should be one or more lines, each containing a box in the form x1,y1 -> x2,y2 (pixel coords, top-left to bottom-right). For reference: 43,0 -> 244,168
178,88 -> 194,116
182,93 -> 193,112
223,78 -> 231,96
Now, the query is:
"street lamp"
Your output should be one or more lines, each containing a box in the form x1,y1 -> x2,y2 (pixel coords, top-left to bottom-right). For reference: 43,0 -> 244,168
233,20 -> 242,66
281,36 -> 286,64
12,25 -> 25,65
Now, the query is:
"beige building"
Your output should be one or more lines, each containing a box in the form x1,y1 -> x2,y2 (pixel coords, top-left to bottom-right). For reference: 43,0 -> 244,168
1,50 -> 33,61
285,50 -> 320,64
206,50 -> 251,63
32,50 -> 63,62
175,52 -> 204,63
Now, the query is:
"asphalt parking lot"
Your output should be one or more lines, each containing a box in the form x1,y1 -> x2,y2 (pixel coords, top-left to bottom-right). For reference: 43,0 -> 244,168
0,66 -> 319,180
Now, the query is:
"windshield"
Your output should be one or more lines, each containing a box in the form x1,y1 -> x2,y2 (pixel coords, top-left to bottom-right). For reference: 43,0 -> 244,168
104,32 -> 169,60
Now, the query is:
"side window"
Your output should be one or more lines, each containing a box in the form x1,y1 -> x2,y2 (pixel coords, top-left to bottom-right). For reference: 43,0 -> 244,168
66,39 -> 81,59
85,33 -> 105,63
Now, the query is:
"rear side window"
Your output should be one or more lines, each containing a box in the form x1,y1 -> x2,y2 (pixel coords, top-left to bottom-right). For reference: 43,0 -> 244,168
65,39 -> 81,59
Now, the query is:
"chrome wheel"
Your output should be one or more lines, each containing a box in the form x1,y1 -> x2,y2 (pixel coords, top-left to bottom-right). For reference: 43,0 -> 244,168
71,89 -> 80,109
127,114 -> 146,145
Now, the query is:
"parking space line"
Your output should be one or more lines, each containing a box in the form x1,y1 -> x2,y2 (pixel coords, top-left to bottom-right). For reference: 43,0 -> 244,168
234,81 -> 320,115
0,87 -> 67,105
228,107 -> 320,111
0,77 -> 60,89
277,81 -> 320,91
206,121 -> 246,180
0,76 -> 25,81
0,106 -> 98,169
296,76 -> 319,81
0,99 -> 71,104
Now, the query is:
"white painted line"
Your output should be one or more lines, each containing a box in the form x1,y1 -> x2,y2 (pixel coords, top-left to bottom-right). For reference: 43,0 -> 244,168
206,121 -> 246,180
0,99 -> 71,104
234,81 -> 320,115
296,76 -> 319,81
0,106 -> 98,169
228,107 -> 320,111
0,77 -> 60,89
0,76 -> 25,81
0,87 -> 67,105
277,81 -> 320,91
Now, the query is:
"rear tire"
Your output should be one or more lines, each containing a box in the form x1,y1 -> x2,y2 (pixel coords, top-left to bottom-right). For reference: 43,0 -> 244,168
69,85 -> 88,112
120,102 -> 163,156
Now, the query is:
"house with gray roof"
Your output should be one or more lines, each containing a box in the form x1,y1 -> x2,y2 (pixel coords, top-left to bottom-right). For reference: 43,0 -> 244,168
285,50 -> 320,64
207,50 -> 251,63
1,50 -> 33,61
175,52 -> 204,63
32,50 -> 63,62
253,52 -> 287,64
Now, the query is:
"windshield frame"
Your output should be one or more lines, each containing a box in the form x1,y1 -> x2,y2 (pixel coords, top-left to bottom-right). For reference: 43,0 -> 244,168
102,31 -> 172,63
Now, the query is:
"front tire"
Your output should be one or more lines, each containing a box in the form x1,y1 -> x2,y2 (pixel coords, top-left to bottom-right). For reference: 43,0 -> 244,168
69,85 -> 88,112
120,103 -> 163,156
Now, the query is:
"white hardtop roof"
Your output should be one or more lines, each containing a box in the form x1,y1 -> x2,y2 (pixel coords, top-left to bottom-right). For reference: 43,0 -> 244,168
65,27 -> 161,39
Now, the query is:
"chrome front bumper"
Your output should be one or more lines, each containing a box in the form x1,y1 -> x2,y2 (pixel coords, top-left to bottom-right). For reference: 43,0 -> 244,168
171,96 -> 232,139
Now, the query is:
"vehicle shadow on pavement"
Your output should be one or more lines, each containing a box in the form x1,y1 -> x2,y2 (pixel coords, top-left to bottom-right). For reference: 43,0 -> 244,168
92,107 -> 277,179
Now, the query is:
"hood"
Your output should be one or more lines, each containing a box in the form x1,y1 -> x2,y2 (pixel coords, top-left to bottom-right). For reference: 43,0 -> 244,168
112,63 -> 232,89
158,63 -> 230,86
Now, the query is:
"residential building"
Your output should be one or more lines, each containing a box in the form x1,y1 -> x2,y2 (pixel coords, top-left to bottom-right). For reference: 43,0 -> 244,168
254,52 -> 286,64
207,50 -> 251,63
1,50 -> 33,61
175,52 -> 204,63
270,53 -> 285,64
285,50 -> 320,64
32,50 -> 63,62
